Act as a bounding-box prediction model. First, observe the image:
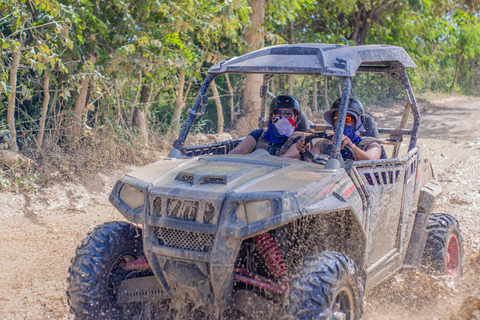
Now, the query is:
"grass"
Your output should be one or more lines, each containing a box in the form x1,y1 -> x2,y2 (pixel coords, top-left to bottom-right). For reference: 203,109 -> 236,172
0,121 -> 175,193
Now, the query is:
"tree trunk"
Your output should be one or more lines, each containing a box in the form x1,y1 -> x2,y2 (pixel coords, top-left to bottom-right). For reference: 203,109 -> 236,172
211,80 -> 224,133
287,76 -> 294,94
243,0 -> 265,53
129,72 -> 142,126
135,84 -> 149,147
324,76 -> 329,109
225,74 -> 235,126
171,69 -> 186,133
279,76 -> 285,93
73,53 -> 97,137
270,77 -> 275,95
50,90 -> 60,142
350,1 -> 397,45
114,79 -> 124,126
450,47 -> 463,93
238,0 -> 265,134
7,49 -> 20,152
146,81 -> 155,106
286,22 -> 295,94
312,75 -> 318,113
36,75 -> 50,150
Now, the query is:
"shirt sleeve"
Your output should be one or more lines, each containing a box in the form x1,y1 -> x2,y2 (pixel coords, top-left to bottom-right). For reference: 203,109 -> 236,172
248,129 -> 264,142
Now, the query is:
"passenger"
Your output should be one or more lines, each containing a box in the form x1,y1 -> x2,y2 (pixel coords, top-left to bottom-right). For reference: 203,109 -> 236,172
282,98 -> 381,161
229,95 -> 304,156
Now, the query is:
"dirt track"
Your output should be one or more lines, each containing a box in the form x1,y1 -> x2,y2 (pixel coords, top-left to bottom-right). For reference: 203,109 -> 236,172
0,95 -> 479,319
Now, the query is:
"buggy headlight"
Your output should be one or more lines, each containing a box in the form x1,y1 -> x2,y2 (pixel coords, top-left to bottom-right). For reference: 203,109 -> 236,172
235,200 -> 272,224
119,184 -> 145,209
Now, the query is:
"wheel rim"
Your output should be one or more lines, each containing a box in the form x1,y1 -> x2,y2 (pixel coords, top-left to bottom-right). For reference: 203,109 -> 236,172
446,233 -> 460,278
331,288 -> 354,320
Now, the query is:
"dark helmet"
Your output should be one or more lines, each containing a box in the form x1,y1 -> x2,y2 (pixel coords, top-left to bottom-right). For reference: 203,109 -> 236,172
269,95 -> 300,117
324,97 -> 365,132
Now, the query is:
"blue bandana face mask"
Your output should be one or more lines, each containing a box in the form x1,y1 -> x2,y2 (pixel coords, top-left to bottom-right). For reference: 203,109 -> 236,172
264,120 -> 290,144
343,125 -> 355,137
343,125 -> 361,145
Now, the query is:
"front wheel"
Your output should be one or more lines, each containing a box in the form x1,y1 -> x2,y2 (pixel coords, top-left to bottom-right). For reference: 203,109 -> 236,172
421,213 -> 464,278
285,251 -> 364,320
66,221 -> 144,319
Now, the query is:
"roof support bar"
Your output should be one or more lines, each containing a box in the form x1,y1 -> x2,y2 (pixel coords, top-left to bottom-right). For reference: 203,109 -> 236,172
259,74 -> 275,127
387,70 -> 420,151
331,77 -> 351,160
169,73 -> 217,157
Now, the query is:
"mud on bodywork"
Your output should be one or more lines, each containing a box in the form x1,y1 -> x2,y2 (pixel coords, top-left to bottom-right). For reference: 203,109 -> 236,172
109,152 -> 368,306
68,43 -> 461,320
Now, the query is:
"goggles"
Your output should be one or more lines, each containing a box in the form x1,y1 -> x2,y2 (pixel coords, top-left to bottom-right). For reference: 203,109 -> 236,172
273,110 -> 295,118
333,115 -> 353,123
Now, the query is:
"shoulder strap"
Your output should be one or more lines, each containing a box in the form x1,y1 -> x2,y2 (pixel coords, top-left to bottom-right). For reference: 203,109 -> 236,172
357,136 -> 383,151
277,132 -> 306,156
254,128 -> 270,152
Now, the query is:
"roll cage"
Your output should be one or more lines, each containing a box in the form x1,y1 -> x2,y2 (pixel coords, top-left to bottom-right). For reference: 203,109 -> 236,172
168,43 -> 420,167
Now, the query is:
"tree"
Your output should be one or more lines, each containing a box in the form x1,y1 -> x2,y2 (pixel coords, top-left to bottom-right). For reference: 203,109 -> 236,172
6,45 -> 21,152
239,0 -> 265,134
236,0 -> 315,132
350,1 -> 403,45
172,70 -> 187,132
37,73 -> 50,150
445,11 -> 480,92
1,0 -> 74,152
73,52 -> 97,138
211,79 -> 224,133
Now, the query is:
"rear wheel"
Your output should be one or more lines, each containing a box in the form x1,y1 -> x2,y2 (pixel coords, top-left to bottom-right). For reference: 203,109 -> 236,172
66,221 -> 144,319
421,213 -> 463,278
286,251 -> 364,320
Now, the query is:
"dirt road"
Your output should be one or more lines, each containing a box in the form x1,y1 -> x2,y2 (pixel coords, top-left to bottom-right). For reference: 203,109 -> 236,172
365,95 -> 480,320
0,95 -> 479,319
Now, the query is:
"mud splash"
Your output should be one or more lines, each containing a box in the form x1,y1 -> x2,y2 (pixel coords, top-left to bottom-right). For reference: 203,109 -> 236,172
365,250 -> 480,320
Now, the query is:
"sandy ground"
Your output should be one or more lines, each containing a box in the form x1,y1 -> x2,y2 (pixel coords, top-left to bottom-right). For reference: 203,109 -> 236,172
0,95 -> 479,319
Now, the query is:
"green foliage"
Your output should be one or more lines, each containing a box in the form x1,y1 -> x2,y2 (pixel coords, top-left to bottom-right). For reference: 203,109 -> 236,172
369,1 -> 480,95
0,0 -> 479,192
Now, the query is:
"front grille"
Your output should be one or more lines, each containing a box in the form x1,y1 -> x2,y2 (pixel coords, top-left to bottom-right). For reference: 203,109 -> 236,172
167,198 -> 199,221
151,196 -> 217,224
153,197 -> 162,216
204,202 -> 215,224
154,227 -> 214,252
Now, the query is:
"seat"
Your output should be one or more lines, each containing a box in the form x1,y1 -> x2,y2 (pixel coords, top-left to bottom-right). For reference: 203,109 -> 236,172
363,113 -> 388,159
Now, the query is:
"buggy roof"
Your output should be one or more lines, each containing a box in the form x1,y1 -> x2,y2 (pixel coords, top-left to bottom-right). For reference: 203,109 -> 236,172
208,43 -> 416,77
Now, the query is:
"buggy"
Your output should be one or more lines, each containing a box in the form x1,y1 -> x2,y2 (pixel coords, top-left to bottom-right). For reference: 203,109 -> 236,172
66,43 -> 463,319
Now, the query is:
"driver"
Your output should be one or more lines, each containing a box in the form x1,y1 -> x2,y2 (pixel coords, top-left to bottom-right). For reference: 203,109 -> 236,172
281,98 -> 381,161
229,95 -> 304,156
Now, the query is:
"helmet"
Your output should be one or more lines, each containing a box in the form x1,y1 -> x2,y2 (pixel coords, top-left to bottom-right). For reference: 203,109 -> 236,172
269,95 -> 300,116
324,97 -> 365,132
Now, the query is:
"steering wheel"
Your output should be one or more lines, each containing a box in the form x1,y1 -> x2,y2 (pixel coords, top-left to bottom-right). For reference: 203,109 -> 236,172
299,132 -> 356,164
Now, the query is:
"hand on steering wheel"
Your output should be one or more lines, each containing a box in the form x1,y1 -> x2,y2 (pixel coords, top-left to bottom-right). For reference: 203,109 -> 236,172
299,132 -> 356,164
298,132 -> 329,163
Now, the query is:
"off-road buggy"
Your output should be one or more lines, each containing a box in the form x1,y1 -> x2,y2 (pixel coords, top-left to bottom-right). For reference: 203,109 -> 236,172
66,44 -> 464,319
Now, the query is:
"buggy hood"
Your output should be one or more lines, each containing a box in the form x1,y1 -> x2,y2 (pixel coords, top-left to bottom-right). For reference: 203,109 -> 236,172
109,152 -> 356,228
